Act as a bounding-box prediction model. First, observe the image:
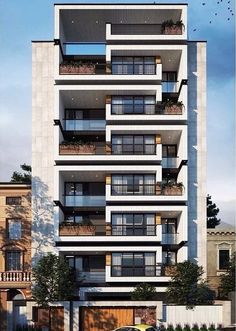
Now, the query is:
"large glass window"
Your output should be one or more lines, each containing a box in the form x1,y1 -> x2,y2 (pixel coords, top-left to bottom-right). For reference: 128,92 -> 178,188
162,251 -> 176,266
111,252 -> 156,277
162,219 -> 177,234
111,96 -> 156,115
65,182 -> 83,196
111,213 -> 155,236
111,174 -> 155,195
112,135 -> 155,155
6,251 -> 22,271
219,250 -> 230,270
112,57 -> 156,75
7,219 -> 22,240
162,145 -> 177,158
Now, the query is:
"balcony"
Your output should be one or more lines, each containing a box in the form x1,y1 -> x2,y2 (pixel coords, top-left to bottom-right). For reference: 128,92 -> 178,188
111,183 -> 184,196
162,157 -> 178,168
0,271 -> 31,286
110,101 -> 184,116
64,195 -> 105,207
59,60 -> 106,75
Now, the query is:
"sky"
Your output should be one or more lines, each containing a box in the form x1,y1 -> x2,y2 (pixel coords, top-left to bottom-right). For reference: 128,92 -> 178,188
0,0 -> 235,224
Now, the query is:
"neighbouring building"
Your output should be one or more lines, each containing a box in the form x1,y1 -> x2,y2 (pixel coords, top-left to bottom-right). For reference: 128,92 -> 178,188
207,223 -> 236,295
0,183 -> 32,331
32,3 -> 207,330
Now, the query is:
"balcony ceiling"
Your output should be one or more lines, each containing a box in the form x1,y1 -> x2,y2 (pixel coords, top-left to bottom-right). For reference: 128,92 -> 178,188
60,89 -> 155,109
60,9 -> 182,42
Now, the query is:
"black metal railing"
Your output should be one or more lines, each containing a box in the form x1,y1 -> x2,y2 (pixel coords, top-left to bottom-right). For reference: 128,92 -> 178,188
111,144 -> 156,155
111,103 -> 183,115
111,184 -> 156,195
112,64 -> 156,75
111,224 -> 156,236
111,264 -> 162,277
111,24 -> 162,35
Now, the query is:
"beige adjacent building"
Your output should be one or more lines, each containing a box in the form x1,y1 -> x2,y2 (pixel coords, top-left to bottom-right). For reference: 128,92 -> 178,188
207,223 -> 236,294
0,183 -> 32,331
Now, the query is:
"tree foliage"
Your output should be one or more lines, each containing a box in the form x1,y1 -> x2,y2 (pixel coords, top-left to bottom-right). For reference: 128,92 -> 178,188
11,163 -> 32,183
207,195 -> 220,228
219,252 -> 235,298
131,283 -> 157,300
166,261 -> 215,308
32,253 -> 76,307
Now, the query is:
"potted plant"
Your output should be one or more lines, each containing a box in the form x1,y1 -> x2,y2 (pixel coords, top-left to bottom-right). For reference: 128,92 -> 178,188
59,60 -> 96,74
59,220 -> 96,236
162,182 -> 184,196
59,140 -> 96,155
161,19 -> 184,35
163,264 -> 177,277
164,100 -> 184,115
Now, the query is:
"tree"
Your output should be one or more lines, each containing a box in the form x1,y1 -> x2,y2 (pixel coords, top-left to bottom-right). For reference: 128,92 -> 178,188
11,163 -> 32,183
131,283 -> 156,300
32,253 -> 76,307
166,261 -> 215,308
207,195 -> 220,228
219,252 -> 235,298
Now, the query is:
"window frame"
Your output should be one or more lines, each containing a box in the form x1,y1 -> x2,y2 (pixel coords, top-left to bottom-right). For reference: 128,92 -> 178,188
6,197 -> 22,206
218,248 -> 231,270
5,251 -> 22,271
6,219 -> 22,240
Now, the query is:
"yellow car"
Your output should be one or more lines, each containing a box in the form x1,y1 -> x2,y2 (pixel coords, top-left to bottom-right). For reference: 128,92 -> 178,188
113,324 -> 158,331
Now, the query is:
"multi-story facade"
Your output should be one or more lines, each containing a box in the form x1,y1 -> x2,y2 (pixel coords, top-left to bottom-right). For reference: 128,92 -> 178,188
0,183 -> 31,331
32,3 -> 206,302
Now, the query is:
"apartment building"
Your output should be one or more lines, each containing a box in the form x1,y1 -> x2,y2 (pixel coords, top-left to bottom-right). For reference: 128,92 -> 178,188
0,183 -> 31,331
32,3 -> 206,305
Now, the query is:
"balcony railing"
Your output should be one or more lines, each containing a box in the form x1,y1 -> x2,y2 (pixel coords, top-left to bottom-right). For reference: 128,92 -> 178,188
162,81 -> 178,93
0,272 -> 31,282
111,144 -> 156,155
59,143 -> 158,155
64,120 -> 106,131
162,157 -> 178,168
111,103 -> 183,115
111,224 -> 156,236
162,233 -> 178,245
64,195 -> 106,207
111,183 -> 184,196
112,64 -> 156,75
80,271 -> 106,283
111,264 -> 162,277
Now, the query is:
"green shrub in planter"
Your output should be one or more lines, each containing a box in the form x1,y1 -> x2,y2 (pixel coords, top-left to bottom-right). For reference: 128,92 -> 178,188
183,325 -> 191,331
208,324 -> 216,331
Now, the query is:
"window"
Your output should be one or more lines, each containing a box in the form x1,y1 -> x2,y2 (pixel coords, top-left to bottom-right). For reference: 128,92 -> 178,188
111,252 -> 156,277
6,251 -> 22,271
219,249 -> 230,270
162,251 -> 176,266
111,174 -> 155,195
111,213 -> 155,236
112,135 -> 155,155
162,219 -> 177,234
6,197 -> 22,205
162,145 -> 177,158
112,57 -> 156,75
7,219 -> 22,239
111,96 -> 156,115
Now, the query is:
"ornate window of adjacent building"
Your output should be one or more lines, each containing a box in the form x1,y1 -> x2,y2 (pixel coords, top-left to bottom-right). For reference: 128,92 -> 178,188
6,196 -> 22,205
7,219 -> 22,240
6,251 -> 22,271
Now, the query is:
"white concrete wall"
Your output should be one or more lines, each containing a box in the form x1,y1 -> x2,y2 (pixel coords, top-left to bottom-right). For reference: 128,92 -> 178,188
163,304 -> 229,327
32,42 -> 56,264
188,42 -> 207,271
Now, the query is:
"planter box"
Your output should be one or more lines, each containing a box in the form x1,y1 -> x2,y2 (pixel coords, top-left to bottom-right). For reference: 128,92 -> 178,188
163,185 -> 183,196
164,265 -> 177,277
59,64 -> 95,75
163,26 -> 183,35
59,224 -> 96,236
155,184 -> 162,196
164,105 -> 183,115
59,145 -> 96,155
